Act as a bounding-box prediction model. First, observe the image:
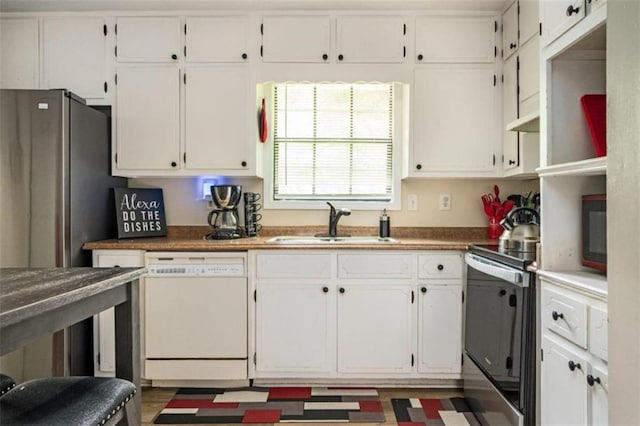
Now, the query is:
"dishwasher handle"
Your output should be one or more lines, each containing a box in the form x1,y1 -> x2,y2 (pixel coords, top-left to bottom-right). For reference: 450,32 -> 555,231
465,253 -> 525,286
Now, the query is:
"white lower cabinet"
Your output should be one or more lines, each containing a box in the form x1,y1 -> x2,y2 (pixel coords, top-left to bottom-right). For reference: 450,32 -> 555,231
250,250 -> 463,379
540,276 -> 609,425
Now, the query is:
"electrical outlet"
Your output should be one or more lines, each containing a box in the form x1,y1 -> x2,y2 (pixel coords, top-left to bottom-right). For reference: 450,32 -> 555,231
439,194 -> 451,210
206,199 -> 215,210
407,194 -> 418,211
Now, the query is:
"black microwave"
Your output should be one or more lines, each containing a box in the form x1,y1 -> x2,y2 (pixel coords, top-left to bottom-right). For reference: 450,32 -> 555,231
582,194 -> 607,271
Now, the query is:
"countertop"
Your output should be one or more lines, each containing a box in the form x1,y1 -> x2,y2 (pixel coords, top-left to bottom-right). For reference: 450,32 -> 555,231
83,226 -> 492,252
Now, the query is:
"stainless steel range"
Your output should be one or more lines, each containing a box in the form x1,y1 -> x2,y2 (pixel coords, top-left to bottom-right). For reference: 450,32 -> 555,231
463,245 -> 536,426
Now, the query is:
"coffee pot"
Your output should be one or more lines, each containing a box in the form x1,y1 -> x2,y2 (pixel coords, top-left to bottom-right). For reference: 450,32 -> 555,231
207,185 -> 242,239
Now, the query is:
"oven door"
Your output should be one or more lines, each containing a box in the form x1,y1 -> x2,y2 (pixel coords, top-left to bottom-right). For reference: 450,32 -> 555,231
464,252 -> 530,414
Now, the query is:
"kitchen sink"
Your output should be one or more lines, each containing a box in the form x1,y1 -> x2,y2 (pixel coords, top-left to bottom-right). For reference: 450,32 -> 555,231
266,236 -> 400,244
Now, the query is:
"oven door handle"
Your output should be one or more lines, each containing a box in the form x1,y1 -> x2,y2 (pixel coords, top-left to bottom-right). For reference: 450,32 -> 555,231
465,253 -> 525,286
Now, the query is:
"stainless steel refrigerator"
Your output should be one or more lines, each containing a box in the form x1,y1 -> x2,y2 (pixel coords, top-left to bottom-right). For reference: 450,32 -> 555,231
0,89 -> 126,377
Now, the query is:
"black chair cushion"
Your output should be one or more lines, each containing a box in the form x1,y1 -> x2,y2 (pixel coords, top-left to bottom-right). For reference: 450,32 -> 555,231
0,373 -> 16,395
0,376 -> 135,426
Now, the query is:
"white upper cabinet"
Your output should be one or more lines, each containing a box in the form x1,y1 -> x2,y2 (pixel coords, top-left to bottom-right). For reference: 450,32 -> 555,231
185,16 -> 250,63
116,17 -> 181,62
1,18 -> 39,89
540,0 -> 586,46
43,17 -> 108,100
261,16 -> 330,63
520,0 -> 541,44
518,35 -> 540,116
184,67 -> 251,172
415,15 -> 496,63
115,67 -> 180,170
502,1 -> 519,59
503,54 -> 519,170
336,16 -> 405,63
412,65 -> 499,175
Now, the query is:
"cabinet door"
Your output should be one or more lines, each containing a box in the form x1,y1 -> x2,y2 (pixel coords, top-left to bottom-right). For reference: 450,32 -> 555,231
336,16 -> 405,63
413,65 -> 499,174
540,0 -> 585,46
115,67 -> 180,171
415,15 -> 496,63
255,282 -> 334,373
261,16 -> 330,63
541,336 -> 588,425
589,365 -> 608,426
184,67 -> 250,171
116,17 -> 181,62
185,17 -> 249,63
520,0 -> 540,44
518,36 -> 540,117
337,284 -> 414,373
503,54 -> 519,170
418,284 -> 462,373
1,18 -> 39,89
502,1 -> 519,59
43,17 -> 108,100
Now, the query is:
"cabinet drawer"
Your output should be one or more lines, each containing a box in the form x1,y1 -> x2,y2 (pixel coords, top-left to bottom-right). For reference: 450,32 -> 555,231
337,253 -> 414,279
542,285 -> 588,348
589,306 -> 608,362
255,253 -> 331,278
93,250 -> 145,268
418,253 -> 463,279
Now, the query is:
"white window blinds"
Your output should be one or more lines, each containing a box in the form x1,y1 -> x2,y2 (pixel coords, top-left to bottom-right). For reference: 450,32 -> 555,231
273,83 -> 394,201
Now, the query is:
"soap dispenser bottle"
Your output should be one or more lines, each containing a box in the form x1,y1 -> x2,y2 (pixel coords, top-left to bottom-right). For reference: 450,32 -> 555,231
379,209 -> 390,238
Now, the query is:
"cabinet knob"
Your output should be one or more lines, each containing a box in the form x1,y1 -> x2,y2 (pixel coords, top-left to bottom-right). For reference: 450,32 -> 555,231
421,287 -> 427,293
510,43 -> 517,49
552,311 -> 564,321
417,54 -> 423,61
338,54 -> 344,61
339,287 -> 345,294
242,53 -> 248,59
437,264 -> 444,271
566,5 -> 580,16
171,161 -> 177,167
241,161 -> 247,167
587,374 -> 601,386
171,54 -> 178,60
568,360 -> 581,371
322,286 -> 329,293
509,159 -> 516,165
322,54 -> 328,61
499,289 -> 507,296
416,164 -> 422,170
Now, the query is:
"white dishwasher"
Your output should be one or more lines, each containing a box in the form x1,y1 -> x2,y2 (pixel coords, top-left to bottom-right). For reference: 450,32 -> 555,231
144,252 -> 248,384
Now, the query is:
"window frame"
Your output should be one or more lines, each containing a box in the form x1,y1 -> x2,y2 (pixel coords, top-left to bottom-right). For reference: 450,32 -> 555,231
262,81 -> 407,211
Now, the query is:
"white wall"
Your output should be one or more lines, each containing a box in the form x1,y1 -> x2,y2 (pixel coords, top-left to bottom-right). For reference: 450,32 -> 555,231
130,176 -> 539,227
608,0 -> 640,424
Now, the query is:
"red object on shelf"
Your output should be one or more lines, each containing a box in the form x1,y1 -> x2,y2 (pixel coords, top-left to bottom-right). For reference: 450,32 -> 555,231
260,98 -> 268,143
581,94 -> 607,157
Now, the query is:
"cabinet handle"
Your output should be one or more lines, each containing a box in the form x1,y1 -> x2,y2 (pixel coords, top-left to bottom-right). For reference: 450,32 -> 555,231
552,311 -> 564,321
421,287 -> 427,294
171,161 -> 177,167
587,374 -> 601,386
510,42 -> 517,49
509,159 -> 516,165
339,287 -> 345,294
241,161 -> 247,167
417,54 -> 423,61
416,164 -> 422,170
322,286 -> 329,293
322,54 -> 328,61
566,5 -> 580,16
242,53 -> 248,59
568,360 -> 581,371
338,54 -> 344,61
171,54 -> 178,60
499,289 -> 507,296
437,264 -> 444,271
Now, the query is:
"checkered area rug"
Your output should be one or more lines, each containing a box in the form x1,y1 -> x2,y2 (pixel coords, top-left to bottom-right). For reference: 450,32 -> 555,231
391,397 -> 480,426
153,386 -> 385,423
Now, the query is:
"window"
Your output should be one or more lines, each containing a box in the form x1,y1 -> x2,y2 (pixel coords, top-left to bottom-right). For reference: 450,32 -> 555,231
265,82 -> 405,210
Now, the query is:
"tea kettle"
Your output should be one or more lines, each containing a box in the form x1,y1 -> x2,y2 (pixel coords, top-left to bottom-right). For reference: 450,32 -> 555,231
499,207 -> 540,252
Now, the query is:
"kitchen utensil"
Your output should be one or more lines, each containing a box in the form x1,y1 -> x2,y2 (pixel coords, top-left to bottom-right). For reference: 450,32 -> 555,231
493,185 -> 501,202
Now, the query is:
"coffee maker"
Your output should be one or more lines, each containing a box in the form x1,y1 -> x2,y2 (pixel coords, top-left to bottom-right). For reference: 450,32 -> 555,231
207,185 -> 242,239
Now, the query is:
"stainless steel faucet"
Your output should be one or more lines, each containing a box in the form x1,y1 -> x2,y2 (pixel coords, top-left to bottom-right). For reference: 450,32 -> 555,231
326,202 -> 351,237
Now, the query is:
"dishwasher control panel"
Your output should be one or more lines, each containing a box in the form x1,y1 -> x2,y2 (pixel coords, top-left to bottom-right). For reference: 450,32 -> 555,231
147,264 -> 244,277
